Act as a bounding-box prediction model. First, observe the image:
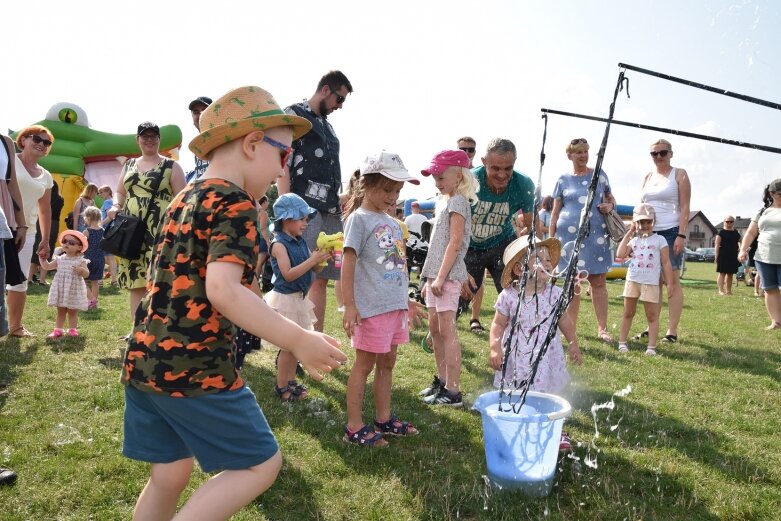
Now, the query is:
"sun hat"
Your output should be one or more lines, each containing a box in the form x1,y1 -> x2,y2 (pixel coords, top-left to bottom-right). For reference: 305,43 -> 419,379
421,150 -> 470,176
58,229 -> 88,251
632,203 -> 656,222
189,86 -> 312,161
500,236 -> 562,289
360,151 -> 420,185
273,193 -> 318,222
136,122 -> 160,136
768,178 -> 781,193
188,96 -> 213,110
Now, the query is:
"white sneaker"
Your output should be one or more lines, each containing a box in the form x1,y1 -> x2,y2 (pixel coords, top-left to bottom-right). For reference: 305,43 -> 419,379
645,347 -> 657,356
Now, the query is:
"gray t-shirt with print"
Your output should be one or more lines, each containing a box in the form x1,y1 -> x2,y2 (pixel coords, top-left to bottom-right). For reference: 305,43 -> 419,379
420,194 -> 471,282
343,208 -> 409,319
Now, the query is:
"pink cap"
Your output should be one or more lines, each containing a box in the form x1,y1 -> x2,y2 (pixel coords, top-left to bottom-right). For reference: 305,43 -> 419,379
421,150 -> 470,176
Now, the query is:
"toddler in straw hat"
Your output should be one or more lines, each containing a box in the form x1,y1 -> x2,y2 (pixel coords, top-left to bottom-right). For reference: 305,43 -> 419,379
120,86 -> 347,519
615,203 -> 674,355
489,235 -> 581,452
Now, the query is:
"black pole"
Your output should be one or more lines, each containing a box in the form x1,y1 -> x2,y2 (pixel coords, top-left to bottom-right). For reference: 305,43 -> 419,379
540,108 -> 781,155
619,63 -> 781,111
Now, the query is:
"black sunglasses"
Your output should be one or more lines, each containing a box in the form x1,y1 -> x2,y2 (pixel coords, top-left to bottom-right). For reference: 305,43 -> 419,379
459,147 -> 476,153
330,88 -> 346,104
724,220 -> 734,223
30,135 -> 53,147
650,150 -> 671,158
570,138 -> 587,145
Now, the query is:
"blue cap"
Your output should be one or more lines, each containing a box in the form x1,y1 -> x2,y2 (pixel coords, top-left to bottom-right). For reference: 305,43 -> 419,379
273,193 -> 317,222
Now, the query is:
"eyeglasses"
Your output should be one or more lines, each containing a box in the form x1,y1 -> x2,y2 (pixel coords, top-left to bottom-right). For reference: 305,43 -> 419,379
61,238 -> 82,247
329,88 -> 346,104
263,136 -> 293,167
650,150 -> 671,158
139,133 -> 160,141
30,135 -> 53,148
459,147 -> 476,153
570,138 -> 588,145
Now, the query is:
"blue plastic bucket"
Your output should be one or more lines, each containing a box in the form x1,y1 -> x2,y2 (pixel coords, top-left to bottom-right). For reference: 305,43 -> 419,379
472,390 -> 572,496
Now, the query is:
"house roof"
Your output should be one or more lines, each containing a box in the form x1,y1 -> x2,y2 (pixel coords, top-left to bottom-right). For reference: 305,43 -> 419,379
688,210 -> 718,234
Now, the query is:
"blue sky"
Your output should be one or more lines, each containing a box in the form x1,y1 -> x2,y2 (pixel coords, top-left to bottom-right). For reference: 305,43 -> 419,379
3,0 -> 779,223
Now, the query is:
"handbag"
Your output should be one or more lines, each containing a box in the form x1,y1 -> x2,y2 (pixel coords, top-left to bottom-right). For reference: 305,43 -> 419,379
602,195 -> 627,242
99,159 -> 169,259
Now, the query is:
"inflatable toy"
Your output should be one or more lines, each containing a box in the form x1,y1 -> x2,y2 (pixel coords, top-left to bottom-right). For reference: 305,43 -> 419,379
11,102 -> 182,233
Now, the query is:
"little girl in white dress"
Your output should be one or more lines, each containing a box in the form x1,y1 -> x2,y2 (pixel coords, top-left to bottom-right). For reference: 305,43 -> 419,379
37,229 -> 90,339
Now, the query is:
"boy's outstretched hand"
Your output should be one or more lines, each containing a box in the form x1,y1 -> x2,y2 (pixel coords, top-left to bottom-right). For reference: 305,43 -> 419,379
292,331 -> 347,380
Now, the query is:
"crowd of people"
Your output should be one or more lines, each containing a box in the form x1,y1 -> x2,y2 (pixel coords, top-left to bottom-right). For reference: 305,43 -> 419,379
2,72 -> 779,518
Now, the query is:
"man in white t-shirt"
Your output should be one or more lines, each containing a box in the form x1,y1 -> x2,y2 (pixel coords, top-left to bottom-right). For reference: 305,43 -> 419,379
404,201 -> 428,238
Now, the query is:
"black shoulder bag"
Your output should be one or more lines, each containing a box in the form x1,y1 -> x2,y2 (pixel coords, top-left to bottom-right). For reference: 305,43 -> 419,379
100,160 -> 169,260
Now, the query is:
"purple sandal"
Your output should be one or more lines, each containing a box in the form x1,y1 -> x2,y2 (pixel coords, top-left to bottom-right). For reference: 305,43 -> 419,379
374,415 -> 419,437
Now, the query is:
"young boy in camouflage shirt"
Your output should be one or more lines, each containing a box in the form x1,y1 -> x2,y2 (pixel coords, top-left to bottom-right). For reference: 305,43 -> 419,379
121,86 -> 347,520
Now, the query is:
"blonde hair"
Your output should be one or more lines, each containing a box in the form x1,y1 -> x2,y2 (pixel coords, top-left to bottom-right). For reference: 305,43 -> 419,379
565,138 -> 589,154
80,183 -> 98,199
650,138 -> 672,150
98,185 -> 113,197
441,166 -> 479,203
83,206 -> 102,226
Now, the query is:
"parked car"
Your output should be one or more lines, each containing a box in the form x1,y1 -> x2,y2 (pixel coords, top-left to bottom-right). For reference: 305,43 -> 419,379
696,247 -> 716,262
685,248 -> 705,261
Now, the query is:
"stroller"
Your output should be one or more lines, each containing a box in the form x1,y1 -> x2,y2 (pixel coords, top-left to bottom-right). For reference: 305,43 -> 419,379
407,221 -> 431,303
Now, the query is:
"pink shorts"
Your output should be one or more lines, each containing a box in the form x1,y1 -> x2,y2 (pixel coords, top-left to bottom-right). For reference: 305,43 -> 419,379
423,279 -> 462,313
351,309 -> 409,354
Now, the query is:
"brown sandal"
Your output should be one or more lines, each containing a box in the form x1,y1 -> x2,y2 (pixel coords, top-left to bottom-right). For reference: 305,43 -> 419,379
9,326 -> 35,338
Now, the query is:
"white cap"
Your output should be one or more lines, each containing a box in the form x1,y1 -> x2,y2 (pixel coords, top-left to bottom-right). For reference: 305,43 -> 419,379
360,151 -> 420,185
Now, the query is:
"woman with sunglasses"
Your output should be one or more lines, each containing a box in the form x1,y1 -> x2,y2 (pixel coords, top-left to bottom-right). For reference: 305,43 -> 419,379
639,139 -> 691,343
107,122 -> 185,322
550,138 -> 618,343
6,125 -> 55,337
715,216 -> 741,295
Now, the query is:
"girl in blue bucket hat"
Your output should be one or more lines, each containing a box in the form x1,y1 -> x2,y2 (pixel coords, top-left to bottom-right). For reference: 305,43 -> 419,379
264,193 -> 333,401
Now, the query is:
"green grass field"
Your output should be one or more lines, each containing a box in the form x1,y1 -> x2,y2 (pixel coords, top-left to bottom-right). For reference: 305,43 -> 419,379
1,261 -> 779,520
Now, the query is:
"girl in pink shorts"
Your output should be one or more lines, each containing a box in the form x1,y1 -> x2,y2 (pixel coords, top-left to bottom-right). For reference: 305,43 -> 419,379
417,150 -> 478,407
341,151 -> 422,447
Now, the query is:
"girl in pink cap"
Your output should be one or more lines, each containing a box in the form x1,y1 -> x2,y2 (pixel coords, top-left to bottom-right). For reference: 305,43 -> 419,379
37,229 -> 90,338
418,150 -> 478,407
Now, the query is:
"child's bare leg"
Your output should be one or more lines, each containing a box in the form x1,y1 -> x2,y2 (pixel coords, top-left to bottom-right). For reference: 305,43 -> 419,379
55,307 -> 67,329
133,458 -> 193,521
67,309 -> 78,329
346,350 -> 376,431
428,311 -> 445,382
334,280 -> 343,309
373,345 -> 398,422
91,280 -> 100,301
644,300 -> 660,347
276,350 -> 306,399
437,311 -> 461,392
174,453 -> 282,521
619,297 -> 638,343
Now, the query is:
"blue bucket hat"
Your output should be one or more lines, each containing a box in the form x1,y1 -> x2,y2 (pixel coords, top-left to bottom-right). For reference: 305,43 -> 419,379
273,193 -> 317,222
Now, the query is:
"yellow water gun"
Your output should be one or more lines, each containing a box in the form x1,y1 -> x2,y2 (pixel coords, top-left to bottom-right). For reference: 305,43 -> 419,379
316,231 -> 344,268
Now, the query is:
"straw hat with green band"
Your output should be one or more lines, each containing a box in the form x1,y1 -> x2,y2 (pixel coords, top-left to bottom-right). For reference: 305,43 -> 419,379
189,86 -> 312,160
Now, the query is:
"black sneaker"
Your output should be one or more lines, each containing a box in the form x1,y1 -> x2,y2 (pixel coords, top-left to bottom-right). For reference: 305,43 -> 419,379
423,388 -> 463,408
0,466 -> 17,486
418,375 -> 442,397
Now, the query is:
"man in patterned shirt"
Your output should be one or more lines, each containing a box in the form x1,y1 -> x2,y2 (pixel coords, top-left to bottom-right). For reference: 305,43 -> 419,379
121,86 -> 347,520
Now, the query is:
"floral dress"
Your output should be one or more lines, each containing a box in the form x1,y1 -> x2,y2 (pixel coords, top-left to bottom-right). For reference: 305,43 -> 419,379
493,284 -> 570,394
47,254 -> 89,311
116,158 -> 174,290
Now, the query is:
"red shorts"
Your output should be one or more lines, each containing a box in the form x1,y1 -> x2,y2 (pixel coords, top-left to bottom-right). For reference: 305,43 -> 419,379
351,309 -> 409,354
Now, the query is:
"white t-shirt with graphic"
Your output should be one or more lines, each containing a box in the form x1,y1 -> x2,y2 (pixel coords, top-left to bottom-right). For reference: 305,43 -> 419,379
626,233 -> 668,285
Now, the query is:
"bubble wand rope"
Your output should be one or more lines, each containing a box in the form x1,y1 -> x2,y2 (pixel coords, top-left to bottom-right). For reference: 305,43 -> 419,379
500,68 -> 630,413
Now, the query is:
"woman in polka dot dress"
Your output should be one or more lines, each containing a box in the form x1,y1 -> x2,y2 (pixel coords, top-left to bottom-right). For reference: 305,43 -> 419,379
549,138 -> 618,343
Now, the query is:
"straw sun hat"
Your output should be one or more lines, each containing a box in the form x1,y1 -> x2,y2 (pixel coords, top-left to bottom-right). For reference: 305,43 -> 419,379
189,86 -> 312,160
500,235 -> 562,289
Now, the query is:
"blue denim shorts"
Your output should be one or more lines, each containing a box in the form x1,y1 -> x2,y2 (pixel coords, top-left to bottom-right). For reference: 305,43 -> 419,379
655,226 -> 683,270
123,385 -> 278,473
755,260 -> 781,290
